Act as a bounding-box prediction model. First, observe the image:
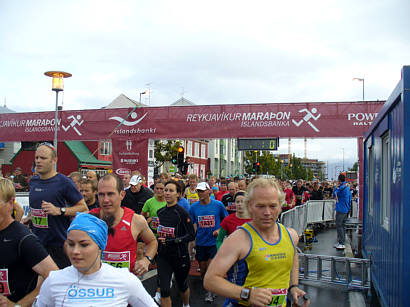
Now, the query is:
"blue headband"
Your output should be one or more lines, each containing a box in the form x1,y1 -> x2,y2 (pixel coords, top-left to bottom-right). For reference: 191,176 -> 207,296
67,213 -> 108,251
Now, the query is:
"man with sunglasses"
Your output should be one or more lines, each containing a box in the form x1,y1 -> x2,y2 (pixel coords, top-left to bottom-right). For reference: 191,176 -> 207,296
29,143 -> 88,268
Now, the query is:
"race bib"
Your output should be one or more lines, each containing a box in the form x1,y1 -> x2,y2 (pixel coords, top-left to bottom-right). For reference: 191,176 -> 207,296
267,288 -> 287,307
151,217 -> 159,230
31,208 -> 48,228
198,215 -> 215,228
0,269 -> 11,296
157,225 -> 175,238
102,251 -> 130,269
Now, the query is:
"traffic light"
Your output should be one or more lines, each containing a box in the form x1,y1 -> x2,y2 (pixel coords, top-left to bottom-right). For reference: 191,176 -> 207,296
177,146 -> 185,169
252,162 -> 257,173
171,155 -> 178,165
256,162 -> 261,173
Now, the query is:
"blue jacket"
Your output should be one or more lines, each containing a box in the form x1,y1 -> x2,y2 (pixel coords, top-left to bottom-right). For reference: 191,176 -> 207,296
334,182 -> 352,213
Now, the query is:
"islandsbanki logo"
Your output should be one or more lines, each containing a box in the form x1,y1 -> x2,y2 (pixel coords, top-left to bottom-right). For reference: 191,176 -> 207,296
110,111 -> 156,135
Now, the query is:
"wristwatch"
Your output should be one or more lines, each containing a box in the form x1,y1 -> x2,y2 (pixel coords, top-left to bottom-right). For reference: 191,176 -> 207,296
240,287 -> 251,301
60,207 -> 66,216
145,255 -> 154,263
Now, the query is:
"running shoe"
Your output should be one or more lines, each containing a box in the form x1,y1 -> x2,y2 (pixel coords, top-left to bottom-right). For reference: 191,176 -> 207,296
204,291 -> 214,303
153,292 -> 161,305
335,244 -> 345,249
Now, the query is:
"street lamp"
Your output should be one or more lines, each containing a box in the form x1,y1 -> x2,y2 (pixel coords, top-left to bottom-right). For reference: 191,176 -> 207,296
139,91 -> 147,104
44,71 -> 72,161
353,77 -> 364,101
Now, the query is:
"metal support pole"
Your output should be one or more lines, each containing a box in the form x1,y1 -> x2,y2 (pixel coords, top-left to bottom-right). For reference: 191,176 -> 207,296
54,90 -> 59,162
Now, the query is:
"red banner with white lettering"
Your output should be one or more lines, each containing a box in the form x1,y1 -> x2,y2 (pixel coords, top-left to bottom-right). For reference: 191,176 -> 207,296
0,101 -> 384,141
111,138 -> 148,180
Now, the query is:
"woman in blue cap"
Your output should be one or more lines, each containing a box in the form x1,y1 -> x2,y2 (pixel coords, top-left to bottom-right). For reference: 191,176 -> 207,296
34,213 -> 156,307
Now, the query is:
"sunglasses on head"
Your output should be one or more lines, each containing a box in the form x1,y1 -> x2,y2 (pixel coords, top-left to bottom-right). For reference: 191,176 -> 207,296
37,142 -> 56,151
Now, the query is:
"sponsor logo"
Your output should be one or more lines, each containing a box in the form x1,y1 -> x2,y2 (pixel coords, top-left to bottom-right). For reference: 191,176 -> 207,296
109,112 -> 147,126
126,140 -> 132,151
62,114 -> 84,136
292,108 -> 321,132
115,168 -> 131,176
347,112 -> 378,126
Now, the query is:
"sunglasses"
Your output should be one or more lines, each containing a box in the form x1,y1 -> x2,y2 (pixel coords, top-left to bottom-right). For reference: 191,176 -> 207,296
37,142 -> 56,151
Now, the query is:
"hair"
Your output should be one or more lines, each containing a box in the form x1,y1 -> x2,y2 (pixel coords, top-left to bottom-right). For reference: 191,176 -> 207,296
38,143 -> 57,159
188,174 -> 198,181
153,179 -> 166,189
234,190 -> 246,202
0,177 -> 15,203
81,178 -> 97,192
69,171 -> 82,182
245,178 -> 285,207
165,179 -> 183,195
99,174 -> 124,193
87,170 -> 100,181
338,174 -> 346,182
176,180 -> 186,195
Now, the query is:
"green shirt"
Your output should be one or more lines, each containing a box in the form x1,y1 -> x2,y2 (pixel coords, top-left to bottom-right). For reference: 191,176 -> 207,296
142,197 -> 166,231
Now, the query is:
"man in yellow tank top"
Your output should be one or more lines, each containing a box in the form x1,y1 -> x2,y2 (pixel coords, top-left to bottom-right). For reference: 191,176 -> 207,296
184,174 -> 199,205
204,178 -> 310,307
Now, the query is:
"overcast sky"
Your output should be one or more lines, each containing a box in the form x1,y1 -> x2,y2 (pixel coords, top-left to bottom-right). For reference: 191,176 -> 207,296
1,0 -> 409,172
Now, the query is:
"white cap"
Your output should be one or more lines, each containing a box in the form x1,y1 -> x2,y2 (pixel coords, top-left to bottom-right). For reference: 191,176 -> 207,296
129,175 -> 142,186
196,182 -> 211,191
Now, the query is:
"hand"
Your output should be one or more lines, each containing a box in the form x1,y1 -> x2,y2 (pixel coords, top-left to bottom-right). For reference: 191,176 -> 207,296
212,229 -> 219,237
248,288 -> 275,307
158,237 -> 166,245
133,257 -> 150,276
0,294 -> 14,307
41,201 -> 60,216
290,286 -> 310,307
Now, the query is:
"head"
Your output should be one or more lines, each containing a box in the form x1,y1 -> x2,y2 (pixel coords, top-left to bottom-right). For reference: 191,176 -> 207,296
208,176 -> 217,187
159,172 -> 169,181
69,171 -> 83,191
66,213 -> 108,274
212,185 -> 219,194
86,171 -> 99,184
234,191 -> 250,218
188,174 -> 198,187
313,182 -> 320,191
0,178 -> 16,229
338,174 -> 346,183
238,180 -> 247,191
153,180 -> 165,199
196,182 -> 211,204
296,179 -> 303,189
35,143 -> 57,178
246,178 -> 285,230
220,183 -> 227,192
122,173 -> 131,187
164,180 -> 183,205
14,167 -> 22,176
228,182 -> 236,196
80,179 -> 97,206
97,174 -> 125,216
129,175 -> 142,193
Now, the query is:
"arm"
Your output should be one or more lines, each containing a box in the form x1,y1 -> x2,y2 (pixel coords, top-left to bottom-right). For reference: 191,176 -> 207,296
40,198 -> 88,217
132,214 -> 158,275
287,228 -> 310,307
13,201 -> 24,222
216,227 -> 227,250
166,211 -> 195,245
204,230 -> 274,307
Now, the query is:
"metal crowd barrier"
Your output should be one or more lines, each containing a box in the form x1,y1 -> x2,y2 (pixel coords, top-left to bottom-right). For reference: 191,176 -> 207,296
281,200 -> 336,236
16,192 -> 30,218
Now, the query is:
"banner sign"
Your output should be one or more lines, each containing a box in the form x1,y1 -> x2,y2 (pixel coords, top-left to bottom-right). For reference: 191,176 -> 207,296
111,138 -> 148,180
0,101 -> 384,141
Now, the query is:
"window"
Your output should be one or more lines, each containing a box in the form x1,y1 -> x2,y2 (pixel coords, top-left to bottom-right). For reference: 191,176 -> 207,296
99,140 -> 112,155
201,144 -> 206,158
215,140 -> 219,155
381,132 -> 390,230
368,145 -> 374,216
187,141 -> 192,156
194,142 -> 199,157
149,149 -> 153,159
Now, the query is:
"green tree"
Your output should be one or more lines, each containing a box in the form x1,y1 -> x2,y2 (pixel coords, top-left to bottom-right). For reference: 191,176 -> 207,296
349,162 -> 359,172
154,140 -> 183,168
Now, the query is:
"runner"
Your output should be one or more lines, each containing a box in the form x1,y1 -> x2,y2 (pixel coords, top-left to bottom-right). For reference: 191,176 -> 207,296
90,174 -> 157,276
156,180 -> 195,307
204,178 -> 309,307
34,213 -> 157,306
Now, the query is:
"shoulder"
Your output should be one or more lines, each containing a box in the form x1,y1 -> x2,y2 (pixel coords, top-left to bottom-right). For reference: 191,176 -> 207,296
283,226 -> 299,245
157,205 -> 167,215
132,213 -> 149,227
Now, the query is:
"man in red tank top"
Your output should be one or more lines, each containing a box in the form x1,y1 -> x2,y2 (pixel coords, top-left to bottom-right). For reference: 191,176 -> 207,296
90,174 -> 157,276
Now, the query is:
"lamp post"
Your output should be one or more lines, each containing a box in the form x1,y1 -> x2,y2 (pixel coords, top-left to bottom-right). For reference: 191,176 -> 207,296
353,77 -> 364,101
139,91 -> 147,104
44,71 -> 72,163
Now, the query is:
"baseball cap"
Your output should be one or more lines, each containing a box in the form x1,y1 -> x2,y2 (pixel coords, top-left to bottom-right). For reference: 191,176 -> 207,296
129,175 -> 142,186
196,182 -> 211,191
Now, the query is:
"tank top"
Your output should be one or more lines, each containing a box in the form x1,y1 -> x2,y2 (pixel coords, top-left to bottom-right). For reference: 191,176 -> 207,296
233,222 -> 295,307
90,207 -> 137,272
185,187 -> 199,204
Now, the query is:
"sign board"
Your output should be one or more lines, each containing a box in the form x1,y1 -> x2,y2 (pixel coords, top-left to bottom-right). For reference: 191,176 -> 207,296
237,138 -> 279,151
169,165 -> 176,173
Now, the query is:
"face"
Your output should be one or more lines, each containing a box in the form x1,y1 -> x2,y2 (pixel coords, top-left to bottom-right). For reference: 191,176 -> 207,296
0,195 -> 13,228
228,183 -> 236,196
238,180 -> 247,191
80,183 -> 95,205
197,189 -> 211,203
15,169 -> 22,176
235,195 -> 247,215
189,178 -> 197,187
220,184 -> 227,192
98,177 -> 125,216
122,174 -> 131,186
66,230 -> 101,274
87,171 -> 98,183
35,146 -> 56,176
130,183 -> 141,193
209,178 -> 216,187
154,183 -> 165,197
164,183 -> 178,205
248,186 -> 281,229
297,181 -> 302,188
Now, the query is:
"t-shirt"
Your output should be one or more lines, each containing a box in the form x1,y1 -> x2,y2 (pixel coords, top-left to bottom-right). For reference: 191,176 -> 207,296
220,213 -> 252,235
221,193 -> 236,214
292,186 -> 306,206
34,263 -> 157,307
142,197 -> 166,232
0,221 -> 48,302
29,173 -> 83,247
177,197 -> 190,213
189,199 -> 228,246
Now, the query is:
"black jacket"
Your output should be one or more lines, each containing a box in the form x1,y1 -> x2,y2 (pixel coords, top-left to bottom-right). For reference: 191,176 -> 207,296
121,186 -> 153,214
